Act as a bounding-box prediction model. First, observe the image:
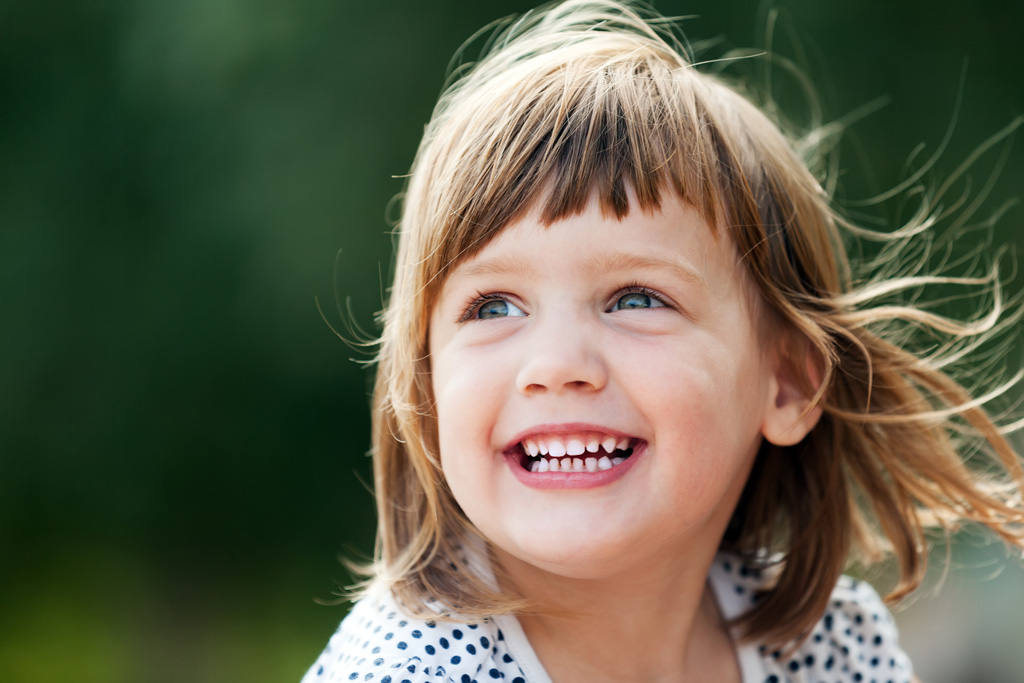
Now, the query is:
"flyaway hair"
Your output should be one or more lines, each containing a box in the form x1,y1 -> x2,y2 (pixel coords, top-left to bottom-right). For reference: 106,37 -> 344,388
358,0 -> 1024,647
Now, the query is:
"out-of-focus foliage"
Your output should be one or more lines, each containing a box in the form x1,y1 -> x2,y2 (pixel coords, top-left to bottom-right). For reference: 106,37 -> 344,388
0,1 -> 1021,681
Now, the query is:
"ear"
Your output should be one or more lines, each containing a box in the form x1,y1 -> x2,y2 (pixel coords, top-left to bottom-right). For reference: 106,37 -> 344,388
760,346 -> 824,447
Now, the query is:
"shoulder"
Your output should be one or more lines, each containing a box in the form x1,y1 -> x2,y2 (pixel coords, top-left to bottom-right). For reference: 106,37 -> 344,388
763,576 -> 914,683
711,555 -> 915,683
301,589 -> 529,683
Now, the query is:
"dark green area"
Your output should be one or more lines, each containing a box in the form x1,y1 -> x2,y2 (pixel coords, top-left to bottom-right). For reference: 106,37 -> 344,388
1,1 -> 1021,681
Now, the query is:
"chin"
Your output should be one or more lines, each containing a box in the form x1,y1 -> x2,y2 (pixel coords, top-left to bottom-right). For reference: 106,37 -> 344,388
490,524 -> 647,580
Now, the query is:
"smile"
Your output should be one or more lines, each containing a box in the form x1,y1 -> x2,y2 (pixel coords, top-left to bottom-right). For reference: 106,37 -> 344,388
514,432 -> 638,473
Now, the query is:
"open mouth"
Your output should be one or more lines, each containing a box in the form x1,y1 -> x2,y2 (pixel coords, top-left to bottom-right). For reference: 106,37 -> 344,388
515,433 -> 639,473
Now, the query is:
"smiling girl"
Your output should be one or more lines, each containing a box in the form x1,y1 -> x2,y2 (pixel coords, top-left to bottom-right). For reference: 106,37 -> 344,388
303,1 -> 1024,681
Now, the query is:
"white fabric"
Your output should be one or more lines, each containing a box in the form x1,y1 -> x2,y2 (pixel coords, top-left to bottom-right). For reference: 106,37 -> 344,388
302,554 -> 913,683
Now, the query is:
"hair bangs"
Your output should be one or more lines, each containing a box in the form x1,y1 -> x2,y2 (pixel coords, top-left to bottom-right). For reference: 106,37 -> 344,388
367,0 -> 1024,651
420,41 -> 724,296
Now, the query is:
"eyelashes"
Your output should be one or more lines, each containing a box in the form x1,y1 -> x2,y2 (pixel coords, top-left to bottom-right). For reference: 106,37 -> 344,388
457,284 -> 672,322
610,283 -> 669,311
457,292 -> 522,323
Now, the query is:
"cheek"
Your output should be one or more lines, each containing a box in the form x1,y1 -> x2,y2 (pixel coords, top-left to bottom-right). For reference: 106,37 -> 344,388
431,348 -> 508,474
622,339 -> 723,414
633,340 -> 764,472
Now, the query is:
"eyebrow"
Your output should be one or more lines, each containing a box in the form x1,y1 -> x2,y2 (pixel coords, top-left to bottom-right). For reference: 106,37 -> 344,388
448,251 -> 709,290
582,252 -> 710,290
449,253 -> 535,282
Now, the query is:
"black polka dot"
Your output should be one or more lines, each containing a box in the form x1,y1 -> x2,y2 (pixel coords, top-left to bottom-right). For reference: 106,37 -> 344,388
304,556 -> 910,683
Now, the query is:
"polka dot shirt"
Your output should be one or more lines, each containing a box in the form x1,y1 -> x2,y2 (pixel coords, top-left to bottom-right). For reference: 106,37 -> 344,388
302,554 -> 913,683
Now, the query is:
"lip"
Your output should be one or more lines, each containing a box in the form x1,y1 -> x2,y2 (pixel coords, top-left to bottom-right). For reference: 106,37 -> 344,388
502,422 -> 645,490
502,422 -> 637,451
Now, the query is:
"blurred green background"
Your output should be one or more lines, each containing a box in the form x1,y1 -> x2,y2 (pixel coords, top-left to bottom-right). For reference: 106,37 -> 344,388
2,1 -> 1022,681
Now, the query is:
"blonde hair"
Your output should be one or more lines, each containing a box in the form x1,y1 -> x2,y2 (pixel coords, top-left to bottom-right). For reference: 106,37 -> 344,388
360,0 -> 1024,646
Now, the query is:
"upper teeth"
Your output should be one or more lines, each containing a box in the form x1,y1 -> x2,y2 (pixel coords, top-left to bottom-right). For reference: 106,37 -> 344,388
522,433 -> 633,458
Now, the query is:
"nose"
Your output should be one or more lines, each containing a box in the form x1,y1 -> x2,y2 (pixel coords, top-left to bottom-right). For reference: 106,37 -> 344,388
514,317 -> 608,395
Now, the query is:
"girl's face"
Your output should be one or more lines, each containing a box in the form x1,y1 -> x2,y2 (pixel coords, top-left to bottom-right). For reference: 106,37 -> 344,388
428,192 -> 807,580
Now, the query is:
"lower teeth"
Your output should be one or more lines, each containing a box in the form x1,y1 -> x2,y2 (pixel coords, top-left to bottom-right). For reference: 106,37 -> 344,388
528,452 -> 630,473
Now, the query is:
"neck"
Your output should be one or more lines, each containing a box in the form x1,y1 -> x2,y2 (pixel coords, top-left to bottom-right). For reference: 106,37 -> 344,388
494,546 -> 741,683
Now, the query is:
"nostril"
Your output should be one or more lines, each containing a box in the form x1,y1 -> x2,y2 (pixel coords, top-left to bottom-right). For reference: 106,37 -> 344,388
521,378 -> 598,394
515,345 -> 608,394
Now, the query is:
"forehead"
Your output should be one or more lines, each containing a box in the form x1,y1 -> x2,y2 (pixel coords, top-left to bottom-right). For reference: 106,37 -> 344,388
426,181 -> 724,294
438,190 -> 740,297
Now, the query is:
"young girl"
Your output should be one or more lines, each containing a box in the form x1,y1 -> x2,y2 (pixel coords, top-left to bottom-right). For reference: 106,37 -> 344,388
304,1 -> 1024,681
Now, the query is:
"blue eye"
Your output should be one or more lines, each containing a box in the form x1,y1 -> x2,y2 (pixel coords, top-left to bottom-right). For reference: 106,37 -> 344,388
475,298 -> 525,319
611,289 -> 665,311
